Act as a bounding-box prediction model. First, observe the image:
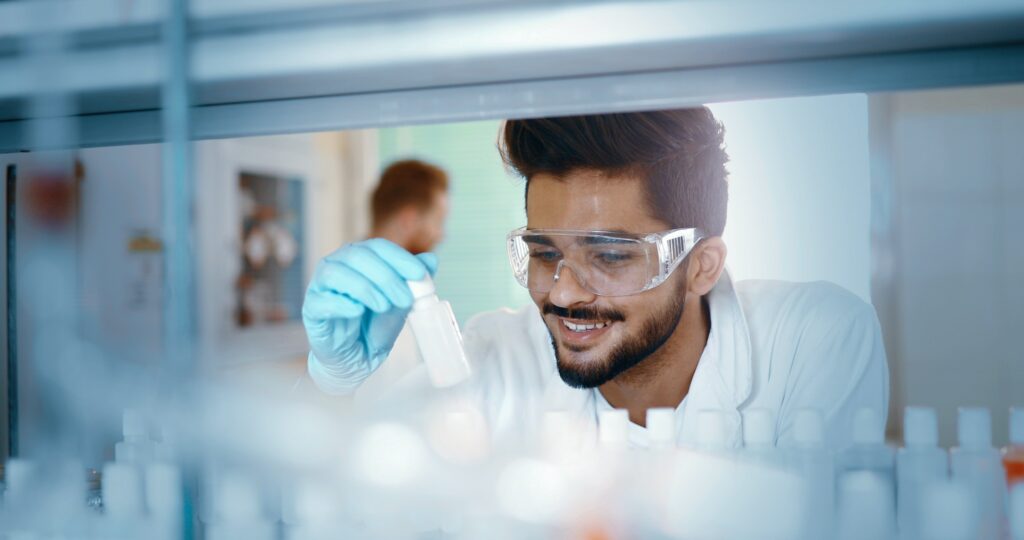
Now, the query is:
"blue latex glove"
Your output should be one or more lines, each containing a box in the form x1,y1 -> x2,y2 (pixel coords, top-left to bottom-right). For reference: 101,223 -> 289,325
303,239 -> 438,394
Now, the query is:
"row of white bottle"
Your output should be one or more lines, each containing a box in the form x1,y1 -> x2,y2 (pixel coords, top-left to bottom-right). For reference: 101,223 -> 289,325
596,405 -> 1024,540
0,409 -> 183,539
0,459 -> 183,540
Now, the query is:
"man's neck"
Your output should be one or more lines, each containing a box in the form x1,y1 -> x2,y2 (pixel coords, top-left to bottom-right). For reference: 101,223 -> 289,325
597,295 -> 711,427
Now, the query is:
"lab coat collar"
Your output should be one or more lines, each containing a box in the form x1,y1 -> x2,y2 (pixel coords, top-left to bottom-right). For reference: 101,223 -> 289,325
538,268 -> 753,446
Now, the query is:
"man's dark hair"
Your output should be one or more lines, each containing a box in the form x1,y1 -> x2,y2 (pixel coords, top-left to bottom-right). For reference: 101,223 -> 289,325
371,159 -> 449,229
498,108 -> 729,236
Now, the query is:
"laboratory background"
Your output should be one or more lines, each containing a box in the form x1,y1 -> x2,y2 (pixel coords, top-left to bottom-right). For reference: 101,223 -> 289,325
0,0 -> 1022,539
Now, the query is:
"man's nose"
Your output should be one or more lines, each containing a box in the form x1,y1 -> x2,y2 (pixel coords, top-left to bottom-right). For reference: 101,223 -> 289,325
549,262 -> 597,307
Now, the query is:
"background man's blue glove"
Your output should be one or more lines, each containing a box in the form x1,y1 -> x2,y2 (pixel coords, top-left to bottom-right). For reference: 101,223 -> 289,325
302,239 -> 438,394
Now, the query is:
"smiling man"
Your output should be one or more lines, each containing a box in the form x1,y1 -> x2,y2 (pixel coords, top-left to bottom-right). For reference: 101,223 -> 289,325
303,108 -> 888,450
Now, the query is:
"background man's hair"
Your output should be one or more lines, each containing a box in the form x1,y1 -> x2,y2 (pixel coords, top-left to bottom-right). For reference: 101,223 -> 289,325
371,159 -> 449,229
498,108 -> 729,236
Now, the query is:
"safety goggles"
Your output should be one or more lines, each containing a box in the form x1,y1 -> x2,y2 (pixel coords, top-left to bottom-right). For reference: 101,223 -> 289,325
506,227 -> 703,297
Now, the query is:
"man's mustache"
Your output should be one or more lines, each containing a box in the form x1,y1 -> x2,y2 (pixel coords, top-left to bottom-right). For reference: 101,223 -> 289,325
543,303 -> 625,322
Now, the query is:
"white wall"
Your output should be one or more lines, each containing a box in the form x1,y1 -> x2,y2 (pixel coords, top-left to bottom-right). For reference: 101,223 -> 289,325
78,145 -> 165,365
876,84 -> 1024,447
711,95 -> 872,301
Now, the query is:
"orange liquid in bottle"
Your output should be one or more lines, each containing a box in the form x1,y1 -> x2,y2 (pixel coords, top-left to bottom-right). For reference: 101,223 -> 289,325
1005,447 -> 1024,486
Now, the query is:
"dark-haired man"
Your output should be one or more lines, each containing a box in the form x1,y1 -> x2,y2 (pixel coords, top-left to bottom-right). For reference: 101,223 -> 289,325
303,109 -> 887,450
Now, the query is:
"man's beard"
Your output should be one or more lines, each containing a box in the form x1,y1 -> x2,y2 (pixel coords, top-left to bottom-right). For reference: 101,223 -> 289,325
543,291 -> 686,389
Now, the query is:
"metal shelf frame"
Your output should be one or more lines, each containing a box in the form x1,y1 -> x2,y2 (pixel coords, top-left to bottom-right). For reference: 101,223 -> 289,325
1,0 -> 1024,152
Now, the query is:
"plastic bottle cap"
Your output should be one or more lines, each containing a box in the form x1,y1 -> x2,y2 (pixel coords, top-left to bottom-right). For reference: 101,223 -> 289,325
123,409 -> 147,441
598,409 -> 629,447
742,408 -> 774,448
904,406 -> 939,447
646,408 -> 675,447
921,480 -> 975,540
793,409 -> 824,447
852,407 -> 884,445
1011,407 -> 1024,446
696,409 -> 730,451
957,407 -> 992,450
407,275 -> 436,300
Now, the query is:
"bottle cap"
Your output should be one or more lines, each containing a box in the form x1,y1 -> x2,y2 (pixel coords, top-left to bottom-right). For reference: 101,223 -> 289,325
742,408 -> 774,448
904,406 -> 939,447
957,407 -> 991,450
921,480 -> 975,540
646,408 -> 675,448
696,409 -> 730,451
1011,407 -> 1024,446
598,409 -> 629,448
793,408 -> 824,447
123,409 -> 147,441
852,407 -> 884,445
407,275 -> 436,300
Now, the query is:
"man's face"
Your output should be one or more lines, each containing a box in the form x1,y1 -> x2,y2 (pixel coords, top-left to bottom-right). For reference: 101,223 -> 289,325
406,192 -> 449,254
526,171 -> 688,388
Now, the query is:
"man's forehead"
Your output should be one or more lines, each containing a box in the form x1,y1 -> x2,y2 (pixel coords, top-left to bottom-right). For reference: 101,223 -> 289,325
525,171 -> 667,232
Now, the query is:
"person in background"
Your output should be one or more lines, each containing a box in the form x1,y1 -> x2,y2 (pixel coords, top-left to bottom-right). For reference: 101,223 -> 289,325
368,159 -> 450,254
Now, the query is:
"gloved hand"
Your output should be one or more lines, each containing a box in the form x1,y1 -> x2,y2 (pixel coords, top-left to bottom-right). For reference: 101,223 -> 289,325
302,239 -> 438,394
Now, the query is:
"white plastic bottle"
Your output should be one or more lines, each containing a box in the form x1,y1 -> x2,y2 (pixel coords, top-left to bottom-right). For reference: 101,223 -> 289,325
1004,407 -> 1024,488
598,408 -> 630,450
836,471 -> 896,540
646,407 -> 676,450
950,407 -> 1007,540
897,406 -> 949,540
100,463 -> 146,539
1011,483 -> 1024,540
786,409 -> 834,540
406,276 -> 472,388
919,480 -> 976,540
742,408 -> 782,466
640,407 -> 677,532
205,471 -> 275,540
695,409 -> 731,453
146,463 -> 184,540
837,408 -> 895,500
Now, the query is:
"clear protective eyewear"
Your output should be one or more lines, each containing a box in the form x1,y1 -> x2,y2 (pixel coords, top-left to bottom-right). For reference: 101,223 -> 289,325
506,226 -> 703,297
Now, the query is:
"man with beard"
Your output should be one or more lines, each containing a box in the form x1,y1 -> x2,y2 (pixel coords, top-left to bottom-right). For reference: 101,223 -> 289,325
303,109 -> 888,450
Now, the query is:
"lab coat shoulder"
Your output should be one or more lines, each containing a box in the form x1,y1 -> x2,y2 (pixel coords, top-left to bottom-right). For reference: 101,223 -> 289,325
736,280 -> 890,450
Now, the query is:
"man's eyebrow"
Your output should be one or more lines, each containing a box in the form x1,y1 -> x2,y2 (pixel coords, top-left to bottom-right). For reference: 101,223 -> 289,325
581,235 -> 634,245
522,234 -> 554,246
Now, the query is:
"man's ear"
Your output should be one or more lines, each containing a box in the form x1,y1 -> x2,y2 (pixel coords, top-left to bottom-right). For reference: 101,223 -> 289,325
685,237 -> 727,296
395,205 -> 422,230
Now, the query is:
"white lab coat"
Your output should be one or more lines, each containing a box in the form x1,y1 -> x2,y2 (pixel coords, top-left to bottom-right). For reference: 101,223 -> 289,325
311,270 -> 889,451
